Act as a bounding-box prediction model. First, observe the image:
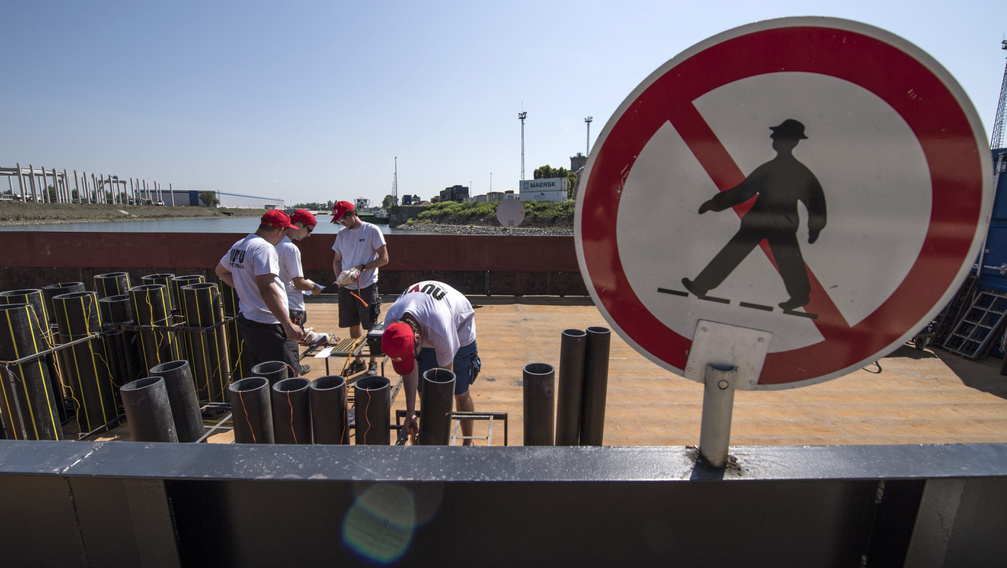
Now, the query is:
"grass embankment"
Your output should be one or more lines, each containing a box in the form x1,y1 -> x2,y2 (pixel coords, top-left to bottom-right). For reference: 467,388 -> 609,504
0,201 -> 261,226
406,200 -> 574,228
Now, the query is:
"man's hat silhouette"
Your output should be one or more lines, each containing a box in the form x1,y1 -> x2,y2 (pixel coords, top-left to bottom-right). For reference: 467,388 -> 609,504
770,119 -> 808,140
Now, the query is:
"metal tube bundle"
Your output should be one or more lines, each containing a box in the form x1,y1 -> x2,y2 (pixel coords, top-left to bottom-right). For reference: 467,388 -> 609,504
309,375 -> 349,445
180,283 -> 228,403
94,272 -> 131,299
354,376 -> 391,445
272,377 -> 311,444
523,363 -> 556,446
51,291 -> 117,434
228,377 -> 274,444
418,368 -> 455,446
0,303 -> 63,440
99,294 -> 144,400
149,360 -> 204,443
0,288 -> 65,421
128,284 -> 182,373
581,326 -> 611,447
556,328 -> 587,446
219,283 -> 249,381
120,376 -> 177,443
251,360 -> 288,388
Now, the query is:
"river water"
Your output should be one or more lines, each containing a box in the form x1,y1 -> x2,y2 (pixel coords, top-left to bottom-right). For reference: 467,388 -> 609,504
0,214 -> 422,234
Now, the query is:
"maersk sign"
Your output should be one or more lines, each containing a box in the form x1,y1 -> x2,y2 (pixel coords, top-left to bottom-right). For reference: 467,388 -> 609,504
520,177 -> 568,202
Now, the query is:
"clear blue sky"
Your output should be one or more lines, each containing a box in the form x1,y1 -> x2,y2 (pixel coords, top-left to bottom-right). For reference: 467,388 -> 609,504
2,1 -> 1004,208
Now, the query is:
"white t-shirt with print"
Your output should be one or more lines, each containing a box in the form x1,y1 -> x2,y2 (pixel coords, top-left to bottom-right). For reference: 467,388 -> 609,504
220,233 -> 287,324
331,221 -> 386,290
276,236 -> 305,312
384,281 -> 476,368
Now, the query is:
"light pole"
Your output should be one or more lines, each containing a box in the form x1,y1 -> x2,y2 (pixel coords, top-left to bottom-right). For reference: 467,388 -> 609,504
519,111 -> 528,181
585,116 -> 593,156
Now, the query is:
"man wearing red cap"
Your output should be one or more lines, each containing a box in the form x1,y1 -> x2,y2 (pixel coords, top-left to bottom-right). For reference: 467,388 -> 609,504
331,200 -> 389,375
215,209 -> 305,377
381,280 -> 480,444
277,209 -> 323,375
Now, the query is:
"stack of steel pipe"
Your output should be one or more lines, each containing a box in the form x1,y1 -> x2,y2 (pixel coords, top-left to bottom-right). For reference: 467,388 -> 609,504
0,288 -> 66,422
418,368 -> 455,445
553,326 -> 612,446
94,272 -> 131,300
149,360 -> 204,443
51,291 -> 117,434
272,377 -> 311,444
219,282 -> 249,381
523,363 -> 556,446
0,303 -> 63,440
309,375 -> 349,444
128,283 -> 182,373
179,282 -> 229,403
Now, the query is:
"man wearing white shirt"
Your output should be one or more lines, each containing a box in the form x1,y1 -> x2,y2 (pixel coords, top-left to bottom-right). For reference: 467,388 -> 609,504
215,209 -> 305,377
331,200 -> 389,375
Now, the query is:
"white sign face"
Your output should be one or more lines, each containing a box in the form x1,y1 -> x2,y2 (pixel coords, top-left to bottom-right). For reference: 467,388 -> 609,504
575,17 -> 992,389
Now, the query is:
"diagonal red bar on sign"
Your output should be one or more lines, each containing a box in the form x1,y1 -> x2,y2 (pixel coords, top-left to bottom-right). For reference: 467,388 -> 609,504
667,101 -> 850,336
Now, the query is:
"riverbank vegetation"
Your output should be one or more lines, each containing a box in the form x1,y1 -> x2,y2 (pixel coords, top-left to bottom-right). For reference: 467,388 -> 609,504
408,200 -> 574,228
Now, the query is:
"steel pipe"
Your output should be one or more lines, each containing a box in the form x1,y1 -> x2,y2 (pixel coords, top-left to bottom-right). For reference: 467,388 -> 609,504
699,364 -> 737,468
149,360 -> 204,443
41,282 -> 85,334
0,303 -> 62,440
120,376 -> 177,443
179,283 -> 228,403
419,368 -> 455,446
128,284 -> 182,372
251,360 -> 288,388
99,294 -> 144,397
141,273 -> 176,313
94,272 -> 131,299
228,377 -> 274,444
51,291 -> 116,434
219,283 -> 248,381
523,362 -> 555,446
309,375 -> 349,445
354,376 -> 390,446
581,326 -> 611,447
271,377 -> 311,444
556,328 -> 587,446
169,275 -> 204,315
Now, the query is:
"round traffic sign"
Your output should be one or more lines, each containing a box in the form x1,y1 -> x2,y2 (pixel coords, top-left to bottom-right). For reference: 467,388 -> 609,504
575,17 -> 992,389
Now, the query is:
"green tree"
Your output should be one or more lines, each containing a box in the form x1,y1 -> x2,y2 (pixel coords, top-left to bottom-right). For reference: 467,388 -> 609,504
200,191 -> 220,207
382,194 -> 397,209
533,165 -> 578,199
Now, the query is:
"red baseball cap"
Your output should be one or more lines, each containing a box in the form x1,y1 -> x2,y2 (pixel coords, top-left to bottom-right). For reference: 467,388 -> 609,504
382,322 -> 416,375
261,209 -> 297,229
331,201 -> 354,223
290,209 -> 317,227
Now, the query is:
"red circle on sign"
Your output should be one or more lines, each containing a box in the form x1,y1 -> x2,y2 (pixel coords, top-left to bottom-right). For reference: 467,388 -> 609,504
577,19 -> 989,387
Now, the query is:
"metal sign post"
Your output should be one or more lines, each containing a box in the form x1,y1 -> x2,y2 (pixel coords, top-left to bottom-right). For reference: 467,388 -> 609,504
686,321 -> 772,466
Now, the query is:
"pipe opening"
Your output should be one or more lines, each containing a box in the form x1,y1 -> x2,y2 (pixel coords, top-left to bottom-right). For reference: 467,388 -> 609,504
311,375 -> 346,391
524,362 -> 554,376
122,376 -> 163,392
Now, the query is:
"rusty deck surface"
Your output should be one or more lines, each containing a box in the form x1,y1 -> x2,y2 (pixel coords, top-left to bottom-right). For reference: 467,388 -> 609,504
89,294 -> 1007,447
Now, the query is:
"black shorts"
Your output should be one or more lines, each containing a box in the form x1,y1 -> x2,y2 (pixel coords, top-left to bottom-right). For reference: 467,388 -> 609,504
337,283 -> 380,330
236,315 -> 300,375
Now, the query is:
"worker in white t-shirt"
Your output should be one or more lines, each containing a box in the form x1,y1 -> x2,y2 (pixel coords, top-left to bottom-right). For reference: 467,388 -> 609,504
215,209 -> 305,377
331,200 -> 389,376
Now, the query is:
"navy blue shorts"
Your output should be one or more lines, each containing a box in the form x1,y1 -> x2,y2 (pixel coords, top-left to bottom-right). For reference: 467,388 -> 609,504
416,341 -> 480,395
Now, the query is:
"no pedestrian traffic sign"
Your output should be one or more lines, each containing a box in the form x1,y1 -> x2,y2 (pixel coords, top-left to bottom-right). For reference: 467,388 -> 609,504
575,17 -> 992,389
